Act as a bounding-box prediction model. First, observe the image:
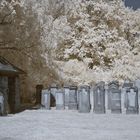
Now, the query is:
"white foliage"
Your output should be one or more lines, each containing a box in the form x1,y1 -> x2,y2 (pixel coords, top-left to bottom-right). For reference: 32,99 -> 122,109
21,0 -> 140,85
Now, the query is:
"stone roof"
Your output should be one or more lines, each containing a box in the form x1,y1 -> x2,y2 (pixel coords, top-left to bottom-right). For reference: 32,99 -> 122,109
0,56 -> 25,76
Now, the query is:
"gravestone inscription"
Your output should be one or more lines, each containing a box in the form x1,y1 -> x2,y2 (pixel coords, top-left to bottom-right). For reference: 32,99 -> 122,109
64,86 -> 70,108
78,86 -> 90,113
41,90 -> 50,110
122,81 -> 134,108
134,79 -> 140,108
108,81 -> 120,109
68,86 -> 78,110
108,81 -> 121,113
94,82 -> 105,114
50,85 -> 58,107
55,90 -> 65,110
126,87 -> 139,114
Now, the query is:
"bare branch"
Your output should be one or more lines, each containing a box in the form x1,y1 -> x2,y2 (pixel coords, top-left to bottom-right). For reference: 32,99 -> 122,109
0,41 -> 14,46
0,9 -> 14,25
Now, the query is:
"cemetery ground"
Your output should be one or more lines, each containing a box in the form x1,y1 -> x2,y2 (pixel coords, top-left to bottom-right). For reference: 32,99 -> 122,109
0,109 -> 140,140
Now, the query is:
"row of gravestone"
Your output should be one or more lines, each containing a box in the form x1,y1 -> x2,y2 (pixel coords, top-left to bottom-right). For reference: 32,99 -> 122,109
41,80 -> 140,114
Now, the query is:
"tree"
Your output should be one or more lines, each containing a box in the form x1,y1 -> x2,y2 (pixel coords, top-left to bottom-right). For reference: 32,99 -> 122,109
53,0 -> 140,84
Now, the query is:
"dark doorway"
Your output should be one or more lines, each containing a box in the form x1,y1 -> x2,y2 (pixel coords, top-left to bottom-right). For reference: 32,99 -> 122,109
8,77 -> 16,113
36,85 -> 43,105
50,94 -> 56,107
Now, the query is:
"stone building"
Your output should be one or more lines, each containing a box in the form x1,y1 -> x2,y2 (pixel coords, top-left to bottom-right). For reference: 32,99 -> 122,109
0,56 -> 25,114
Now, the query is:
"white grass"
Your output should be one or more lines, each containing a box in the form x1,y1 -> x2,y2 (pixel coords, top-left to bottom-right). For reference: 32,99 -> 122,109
0,109 -> 140,140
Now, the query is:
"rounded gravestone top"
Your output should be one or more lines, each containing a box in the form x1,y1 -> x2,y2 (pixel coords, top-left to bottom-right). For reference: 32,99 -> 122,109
108,81 -> 119,89
63,85 -> 70,88
126,86 -> 138,92
134,79 -> 140,88
96,81 -> 105,87
122,81 -> 134,88
50,84 -> 59,88
56,89 -> 64,93
79,85 -> 90,90
69,86 -> 77,90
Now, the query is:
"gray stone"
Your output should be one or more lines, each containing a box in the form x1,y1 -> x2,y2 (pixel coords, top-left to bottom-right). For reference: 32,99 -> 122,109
122,81 -> 134,108
134,79 -> 140,109
0,77 -> 8,115
122,81 -> 134,88
0,92 -> 4,116
41,90 -> 50,110
108,81 -> 120,110
126,87 -> 139,114
108,81 -> 122,113
50,85 -> 58,99
68,86 -> 78,110
94,82 -> 105,114
55,90 -> 65,110
50,85 -> 58,107
78,85 -> 90,113
111,89 -> 122,113
64,86 -> 70,107
90,86 -> 94,110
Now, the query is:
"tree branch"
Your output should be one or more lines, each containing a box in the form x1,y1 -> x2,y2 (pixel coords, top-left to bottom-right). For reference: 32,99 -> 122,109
0,41 -> 14,46
0,10 -> 14,25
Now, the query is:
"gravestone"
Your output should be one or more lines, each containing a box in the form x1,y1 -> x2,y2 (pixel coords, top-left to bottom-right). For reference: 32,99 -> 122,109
108,81 -> 122,113
50,85 -> 58,107
134,79 -> 140,108
94,82 -> 105,114
78,85 -> 90,113
90,86 -> 94,111
134,79 -> 140,89
41,90 -> 50,110
122,81 -> 134,108
55,90 -> 65,110
64,86 -> 70,108
0,92 -> 4,116
126,87 -> 139,114
0,77 -> 8,115
108,81 -> 120,109
68,86 -> 78,110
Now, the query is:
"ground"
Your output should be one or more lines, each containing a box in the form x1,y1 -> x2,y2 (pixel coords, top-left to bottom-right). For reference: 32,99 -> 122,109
0,109 -> 140,140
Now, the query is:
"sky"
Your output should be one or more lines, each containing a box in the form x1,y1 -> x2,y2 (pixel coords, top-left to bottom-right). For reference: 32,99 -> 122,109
125,0 -> 140,10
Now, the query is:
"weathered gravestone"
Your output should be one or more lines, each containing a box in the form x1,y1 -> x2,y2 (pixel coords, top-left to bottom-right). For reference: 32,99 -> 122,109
41,90 -> 50,110
126,87 -> 139,114
55,89 -> 65,110
64,86 -> 70,108
94,82 -> 105,114
0,92 -> 4,116
50,85 -> 58,97
134,79 -> 140,108
78,85 -> 90,113
68,86 -> 78,110
0,77 -> 8,115
122,81 -> 134,109
50,85 -> 58,107
90,86 -> 94,110
108,81 -> 122,113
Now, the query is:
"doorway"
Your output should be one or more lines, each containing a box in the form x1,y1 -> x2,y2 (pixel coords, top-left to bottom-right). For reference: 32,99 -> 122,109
8,77 -> 16,113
